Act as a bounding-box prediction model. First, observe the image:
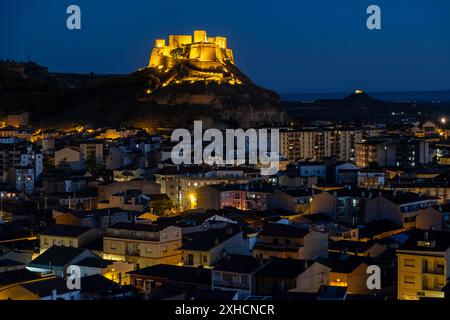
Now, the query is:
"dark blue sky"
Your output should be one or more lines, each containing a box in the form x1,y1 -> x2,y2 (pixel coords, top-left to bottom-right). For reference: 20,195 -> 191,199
1,0 -> 449,93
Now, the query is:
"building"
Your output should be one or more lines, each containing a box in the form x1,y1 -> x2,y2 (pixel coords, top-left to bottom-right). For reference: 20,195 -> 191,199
149,30 -> 235,80
181,224 -> 247,267
0,277 -> 80,300
397,230 -> 450,300
54,147 -> 83,170
279,128 -> 382,163
38,224 -> 102,253
252,223 -> 328,260
364,191 -> 440,229
254,258 -> 330,295
127,264 -> 211,299
103,222 -> 182,268
268,189 -> 314,214
357,169 -> 385,188
211,254 -> 266,298
355,136 -> 431,169
9,165 -> 35,194
27,246 -> 99,277
97,190 -> 150,212
196,183 -> 273,211
318,259 -> 371,294
80,141 -> 104,166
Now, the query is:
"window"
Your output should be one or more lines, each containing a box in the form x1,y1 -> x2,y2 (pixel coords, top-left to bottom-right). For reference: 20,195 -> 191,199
110,243 -> 117,250
135,278 -> 143,287
404,259 -> 415,267
203,255 -> 208,263
241,275 -> 248,287
222,273 -> 232,282
404,276 -> 415,284
44,238 -> 49,245
146,246 -> 153,253
61,240 -> 65,246
162,232 -> 167,239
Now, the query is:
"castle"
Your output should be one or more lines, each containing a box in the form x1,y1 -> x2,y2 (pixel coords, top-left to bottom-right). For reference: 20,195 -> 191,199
148,30 -> 240,83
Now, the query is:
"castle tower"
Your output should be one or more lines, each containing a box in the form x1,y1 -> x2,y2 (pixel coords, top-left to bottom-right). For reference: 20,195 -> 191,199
194,30 -> 207,43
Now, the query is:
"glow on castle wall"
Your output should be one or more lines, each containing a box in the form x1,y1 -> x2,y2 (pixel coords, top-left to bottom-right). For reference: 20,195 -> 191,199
148,30 -> 235,70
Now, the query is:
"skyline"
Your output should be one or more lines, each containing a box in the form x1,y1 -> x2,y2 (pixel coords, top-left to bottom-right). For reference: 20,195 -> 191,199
1,0 -> 450,93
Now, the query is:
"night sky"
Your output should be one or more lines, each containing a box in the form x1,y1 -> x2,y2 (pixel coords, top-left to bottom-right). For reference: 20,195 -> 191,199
1,0 -> 449,93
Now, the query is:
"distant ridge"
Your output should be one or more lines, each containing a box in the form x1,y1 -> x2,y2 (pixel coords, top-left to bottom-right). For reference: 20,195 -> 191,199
281,90 -> 450,102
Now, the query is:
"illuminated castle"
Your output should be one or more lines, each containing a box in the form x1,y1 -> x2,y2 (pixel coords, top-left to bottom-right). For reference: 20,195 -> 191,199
146,30 -> 243,86
149,30 -> 234,70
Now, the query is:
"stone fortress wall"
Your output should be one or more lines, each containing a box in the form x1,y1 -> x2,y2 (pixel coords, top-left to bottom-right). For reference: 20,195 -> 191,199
149,30 -> 235,71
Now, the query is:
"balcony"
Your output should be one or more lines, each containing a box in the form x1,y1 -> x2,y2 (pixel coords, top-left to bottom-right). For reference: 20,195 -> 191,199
214,280 -> 250,290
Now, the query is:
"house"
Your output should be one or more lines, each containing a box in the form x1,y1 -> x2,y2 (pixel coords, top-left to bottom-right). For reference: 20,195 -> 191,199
358,169 -> 386,188
27,246 -> 100,277
181,224 -> 247,267
127,264 -> 211,299
328,240 -> 386,258
38,224 -> 102,253
364,191 -> 439,229
310,187 -> 371,226
254,258 -> 330,295
290,213 -> 359,241
73,257 -> 135,285
397,230 -> 450,300
318,258 -> 371,294
54,147 -> 83,170
0,269 -> 43,291
297,162 -> 327,182
415,203 -> 450,232
103,222 -> 182,268
252,223 -> 328,260
0,277 -> 80,300
334,162 -> 359,185
268,189 -> 314,214
8,165 -> 35,194
78,274 -> 137,300
97,190 -> 149,212
211,254 -> 265,297
53,207 -> 135,230
196,183 -> 274,211
80,141 -> 104,166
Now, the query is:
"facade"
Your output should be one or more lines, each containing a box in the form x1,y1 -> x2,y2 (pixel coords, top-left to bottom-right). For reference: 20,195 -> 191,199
196,184 -> 272,211
279,128 -> 382,163
181,225 -> 247,267
103,222 -> 182,268
39,224 -> 102,253
149,30 -> 235,73
356,137 -> 431,169
252,223 -> 328,260
397,231 -> 450,300
80,141 -> 104,166
54,147 -> 83,170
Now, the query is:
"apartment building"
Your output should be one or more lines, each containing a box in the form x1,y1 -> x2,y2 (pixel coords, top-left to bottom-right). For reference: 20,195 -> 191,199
397,230 -> 450,300
103,222 -> 182,268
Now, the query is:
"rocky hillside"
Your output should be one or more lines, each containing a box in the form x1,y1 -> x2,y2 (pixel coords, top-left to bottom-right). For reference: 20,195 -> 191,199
0,61 -> 286,130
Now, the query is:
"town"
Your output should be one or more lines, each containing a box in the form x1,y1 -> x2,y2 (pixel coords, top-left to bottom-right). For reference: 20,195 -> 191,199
0,108 -> 449,301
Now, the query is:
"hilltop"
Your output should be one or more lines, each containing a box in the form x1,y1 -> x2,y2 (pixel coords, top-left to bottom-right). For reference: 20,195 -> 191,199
0,31 -> 286,130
